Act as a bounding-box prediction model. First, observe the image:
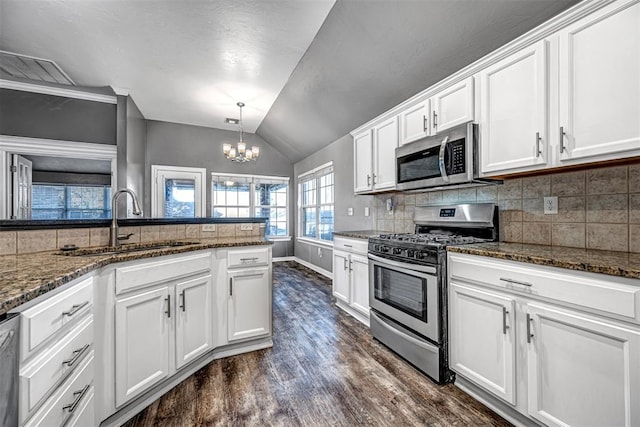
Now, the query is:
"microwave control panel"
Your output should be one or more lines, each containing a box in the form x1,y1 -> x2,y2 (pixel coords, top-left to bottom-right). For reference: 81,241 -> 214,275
449,139 -> 466,174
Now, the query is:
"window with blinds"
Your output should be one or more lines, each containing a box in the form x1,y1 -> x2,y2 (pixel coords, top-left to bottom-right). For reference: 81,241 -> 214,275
211,173 -> 289,238
298,162 -> 334,242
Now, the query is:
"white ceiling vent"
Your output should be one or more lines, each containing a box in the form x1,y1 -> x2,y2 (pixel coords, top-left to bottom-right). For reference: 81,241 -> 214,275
0,51 -> 75,85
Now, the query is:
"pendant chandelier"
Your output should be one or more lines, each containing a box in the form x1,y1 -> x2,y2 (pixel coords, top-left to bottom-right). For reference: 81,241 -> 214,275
223,102 -> 260,162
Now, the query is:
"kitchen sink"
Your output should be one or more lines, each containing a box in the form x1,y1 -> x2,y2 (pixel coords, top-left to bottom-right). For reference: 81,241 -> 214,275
59,241 -> 200,257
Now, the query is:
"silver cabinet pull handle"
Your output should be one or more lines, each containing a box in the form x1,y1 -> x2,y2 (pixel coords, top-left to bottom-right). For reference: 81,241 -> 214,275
240,257 -> 259,262
179,290 -> 186,312
423,116 -> 428,132
165,294 -> 171,318
230,278 -> 233,296
500,277 -> 533,287
433,111 -> 437,128
372,174 -> 376,185
62,344 -> 90,367
343,258 -> 348,270
367,174 -> 371,186
344,244 -> 352,248
348,260 -> 353,272
535,132 -> 542,157
559,126 -> 566,153
62,384 -> 90,414
62,301 -> 89,317
526,313 -> 534,343
502,307 -> 509,335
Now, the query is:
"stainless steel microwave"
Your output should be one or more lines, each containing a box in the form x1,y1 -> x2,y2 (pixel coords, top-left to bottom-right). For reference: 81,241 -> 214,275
396,122 -> 482,191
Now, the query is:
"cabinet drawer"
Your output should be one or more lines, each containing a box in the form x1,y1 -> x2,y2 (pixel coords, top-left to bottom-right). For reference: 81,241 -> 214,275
334,237 -> 368,255
449,254 -> 640,322
64,386 -> 94,427
24,351 -> 93,427
227,247 -> 270,268
116,251 -> 211,294
20,315 -> 93,422
21,276 -> 93,360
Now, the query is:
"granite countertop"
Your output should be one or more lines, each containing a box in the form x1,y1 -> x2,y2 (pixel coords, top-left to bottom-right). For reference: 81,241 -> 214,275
334,230 -> 384,240
448,242 -> 640,280
0,237 -> 271,316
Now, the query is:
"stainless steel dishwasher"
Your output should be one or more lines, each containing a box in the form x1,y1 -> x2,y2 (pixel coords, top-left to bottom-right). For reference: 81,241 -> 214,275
0,312 -> 19,427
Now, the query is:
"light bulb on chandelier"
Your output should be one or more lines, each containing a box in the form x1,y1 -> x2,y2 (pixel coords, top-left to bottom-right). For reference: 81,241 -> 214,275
223,102 -> 260,162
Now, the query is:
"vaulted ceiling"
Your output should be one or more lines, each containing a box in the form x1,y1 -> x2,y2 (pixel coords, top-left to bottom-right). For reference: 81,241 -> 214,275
0,0 -> 581,163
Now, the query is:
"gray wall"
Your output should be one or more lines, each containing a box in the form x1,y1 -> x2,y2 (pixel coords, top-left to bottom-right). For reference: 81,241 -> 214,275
145,120 -> 294,256
0,88 -> 117,144
293,134 -> 374,273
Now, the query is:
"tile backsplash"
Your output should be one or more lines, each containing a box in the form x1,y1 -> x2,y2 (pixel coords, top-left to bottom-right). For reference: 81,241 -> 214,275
375,162 -> 640,253
0,223 -> 264,255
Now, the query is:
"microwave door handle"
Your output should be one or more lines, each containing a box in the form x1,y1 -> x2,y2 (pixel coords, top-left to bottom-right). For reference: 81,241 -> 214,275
438,136 -> 449,182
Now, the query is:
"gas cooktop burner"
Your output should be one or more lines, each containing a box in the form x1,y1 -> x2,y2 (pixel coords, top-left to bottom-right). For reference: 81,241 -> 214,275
375,233 -> 490,246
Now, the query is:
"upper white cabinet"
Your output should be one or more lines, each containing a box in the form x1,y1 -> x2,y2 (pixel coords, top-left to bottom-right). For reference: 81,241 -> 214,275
372,117 -> 399,191
353,130 -> 374,193
399,100 -> 430,145
431,77 -> 475,134
479,41 -> 548,175
557,0 -> 640,164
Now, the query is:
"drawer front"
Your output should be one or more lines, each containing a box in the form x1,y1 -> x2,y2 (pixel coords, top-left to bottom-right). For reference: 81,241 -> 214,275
20,315 -> 93,422
227,247 -> 270,268
334,237 -> 368,255
65,387 -> 94,427
448,253 -> 640,322
21,276 -> 93,360
116,251 -> 211,295
24,351 -> 93,427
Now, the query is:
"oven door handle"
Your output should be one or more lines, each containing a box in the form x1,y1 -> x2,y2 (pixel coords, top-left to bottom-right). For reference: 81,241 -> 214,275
368,253 -> 437,275
438,136 -> 450,183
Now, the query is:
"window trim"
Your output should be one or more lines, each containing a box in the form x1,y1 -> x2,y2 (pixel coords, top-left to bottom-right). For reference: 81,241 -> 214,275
211,172 -> 290,238
151,165 -> 207,218
297,162 -> 334,243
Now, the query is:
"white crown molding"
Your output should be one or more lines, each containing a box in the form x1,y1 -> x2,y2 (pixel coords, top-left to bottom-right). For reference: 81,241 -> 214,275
111,86 -> 130,96
350,0 -> 619,136
0,79 -> 117,104
0,135 -> 117,160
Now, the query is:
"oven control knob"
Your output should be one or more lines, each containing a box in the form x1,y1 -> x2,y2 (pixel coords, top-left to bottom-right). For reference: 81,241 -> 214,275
407,249 -> 415,258
417,251 -> 426,259
393,247 -> 402,255
381,246 -> 389,253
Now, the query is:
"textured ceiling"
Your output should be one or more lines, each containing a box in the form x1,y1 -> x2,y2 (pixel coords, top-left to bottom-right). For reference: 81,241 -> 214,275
0,0 -> 335,133
0,0 -> 582,163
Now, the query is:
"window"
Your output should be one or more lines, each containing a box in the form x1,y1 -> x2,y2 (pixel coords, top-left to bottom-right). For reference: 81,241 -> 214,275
152,165 -> 207,218
298,162 -> 334,242
211,173 -> 289,238
31,184 -> 111,219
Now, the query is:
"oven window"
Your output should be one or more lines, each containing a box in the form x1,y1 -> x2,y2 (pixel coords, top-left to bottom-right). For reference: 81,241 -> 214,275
397,147 -> 441,183
373,265 -> 427,321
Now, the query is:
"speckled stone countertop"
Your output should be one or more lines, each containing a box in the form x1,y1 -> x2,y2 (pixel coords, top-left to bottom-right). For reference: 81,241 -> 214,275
334,230 -> 383,240
448,242 -> 640,280
0,237 -> 271,316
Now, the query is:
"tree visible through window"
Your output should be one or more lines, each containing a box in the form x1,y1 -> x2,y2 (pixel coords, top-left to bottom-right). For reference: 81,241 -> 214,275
299,163 -> 334,241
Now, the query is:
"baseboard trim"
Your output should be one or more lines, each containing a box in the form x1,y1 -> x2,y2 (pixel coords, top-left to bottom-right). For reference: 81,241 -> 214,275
273,256 -> 296,262
335,300 -> 370,327
290,257 -> 333,280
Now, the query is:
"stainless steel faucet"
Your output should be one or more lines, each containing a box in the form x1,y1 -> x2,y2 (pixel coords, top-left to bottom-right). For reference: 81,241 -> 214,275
111,189 -> 143,247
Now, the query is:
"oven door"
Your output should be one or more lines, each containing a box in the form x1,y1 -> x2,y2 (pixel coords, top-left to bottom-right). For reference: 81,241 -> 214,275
368,253 -> 439,343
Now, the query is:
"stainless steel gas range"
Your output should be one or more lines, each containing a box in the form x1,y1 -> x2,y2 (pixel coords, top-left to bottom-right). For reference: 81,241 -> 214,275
368,203 -> 498,383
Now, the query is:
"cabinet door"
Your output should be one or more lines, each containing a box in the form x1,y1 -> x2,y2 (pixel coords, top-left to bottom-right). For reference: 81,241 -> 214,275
399,100 -> 430,145
372,117 -> 399,191
558,1 -> 640,164
228,267 -> 271,342
114,286 -> 171,407
449,283 -> 517,405
432,77 -> 474,133
175,275 -> 213,370
526,303 -> 640,427
349,253 -> 370,316
332,250 -> 350,304
353,131 -> 373,193
479,40 -> 548,175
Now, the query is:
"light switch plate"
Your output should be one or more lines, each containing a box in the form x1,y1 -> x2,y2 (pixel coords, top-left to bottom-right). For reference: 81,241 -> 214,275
240,224 -> 253,231
202,224 -> 216,232
347,207 -> 353,216
544,196 -> 558,215
364,207 -> 370,217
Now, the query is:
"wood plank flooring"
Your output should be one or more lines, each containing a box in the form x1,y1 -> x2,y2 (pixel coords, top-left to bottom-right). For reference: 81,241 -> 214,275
123,261 -> 511,426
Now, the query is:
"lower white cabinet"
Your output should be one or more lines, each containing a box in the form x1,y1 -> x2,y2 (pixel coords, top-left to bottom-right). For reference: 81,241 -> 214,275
448,252 -> 640,426
114,273 -> 214,407
227,266 -> 271,342
332,237 -> 370,326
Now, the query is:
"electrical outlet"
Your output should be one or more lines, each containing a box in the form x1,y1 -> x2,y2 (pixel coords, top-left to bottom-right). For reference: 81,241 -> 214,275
364,207 -> 370,217
318,247 -> 323,258
544,196 -> 558,215
202,224 -> 216,232
240,224 -> 253,231
347,207 -> 353,216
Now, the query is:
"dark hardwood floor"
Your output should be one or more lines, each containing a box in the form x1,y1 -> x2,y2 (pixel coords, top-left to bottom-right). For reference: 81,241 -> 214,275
123,261 -> 511,426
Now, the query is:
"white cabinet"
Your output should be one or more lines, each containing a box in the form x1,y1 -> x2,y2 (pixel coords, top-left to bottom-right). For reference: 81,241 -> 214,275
175,275 -> 214,369
332,237 -> 370,326
448,252 -> 640,426
431,77 -> 475,134
372,117 -> 399,191
479,41 -> 548,175
399,100 -> 430,145
449,283 -> 516,405
227,267 -> 271,342
558,0 -> 640,164
353,130 -> 374,193
114,286 -> 171,407
526,302 -> 640,427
